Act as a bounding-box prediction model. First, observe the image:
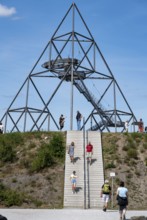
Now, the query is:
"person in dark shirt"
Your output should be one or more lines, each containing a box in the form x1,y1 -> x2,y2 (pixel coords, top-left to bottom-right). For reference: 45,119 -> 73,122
0,122 -> 4,134
76,111 -> 82,130
59,114 -> 65,130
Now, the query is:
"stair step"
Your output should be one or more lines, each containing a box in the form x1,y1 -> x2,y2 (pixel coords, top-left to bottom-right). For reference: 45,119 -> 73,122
64,131 -> 104,208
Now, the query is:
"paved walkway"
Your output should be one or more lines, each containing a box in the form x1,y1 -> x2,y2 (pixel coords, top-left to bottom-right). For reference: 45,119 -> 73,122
0,209 -> 147,220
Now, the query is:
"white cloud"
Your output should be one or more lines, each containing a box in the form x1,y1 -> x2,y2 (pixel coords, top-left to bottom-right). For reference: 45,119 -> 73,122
0,4 -> 16,17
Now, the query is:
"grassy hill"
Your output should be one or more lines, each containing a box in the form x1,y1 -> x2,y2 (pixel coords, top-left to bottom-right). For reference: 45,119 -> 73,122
0,131 -> 146,209
102,132 -> 147,210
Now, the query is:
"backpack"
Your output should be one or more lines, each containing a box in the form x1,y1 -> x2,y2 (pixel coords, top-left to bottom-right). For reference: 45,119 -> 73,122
117,195 -> 128,206
102,183 -> 110,193
0,215 -> 7,220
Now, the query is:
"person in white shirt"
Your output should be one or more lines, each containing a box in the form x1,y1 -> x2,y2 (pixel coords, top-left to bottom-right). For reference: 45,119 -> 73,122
116,181 -> 128,220
124,121 -> 129,132
70,171 -> 78,194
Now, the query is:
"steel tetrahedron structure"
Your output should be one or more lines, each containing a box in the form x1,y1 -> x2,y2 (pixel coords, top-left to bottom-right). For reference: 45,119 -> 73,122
1,3 -> 137,132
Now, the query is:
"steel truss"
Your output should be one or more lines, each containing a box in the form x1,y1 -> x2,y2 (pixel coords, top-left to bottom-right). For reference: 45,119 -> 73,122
1,3 -> 137,132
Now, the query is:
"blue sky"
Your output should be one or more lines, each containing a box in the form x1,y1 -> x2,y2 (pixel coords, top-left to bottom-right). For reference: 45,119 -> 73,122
0,0 -> 147,132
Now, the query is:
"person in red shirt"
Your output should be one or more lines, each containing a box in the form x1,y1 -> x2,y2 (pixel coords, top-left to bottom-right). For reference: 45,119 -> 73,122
86,142 -> 93,165
138,118 -> 144,133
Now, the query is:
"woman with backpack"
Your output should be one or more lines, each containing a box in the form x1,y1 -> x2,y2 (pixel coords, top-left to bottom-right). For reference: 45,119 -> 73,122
116,181 -> 128,220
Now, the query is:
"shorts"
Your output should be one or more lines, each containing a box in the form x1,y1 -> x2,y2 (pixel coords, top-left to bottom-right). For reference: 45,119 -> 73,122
86,152 -> 92,158
102,194 -> 110,203
71,179 -> 76,184
119,205 -> 127,211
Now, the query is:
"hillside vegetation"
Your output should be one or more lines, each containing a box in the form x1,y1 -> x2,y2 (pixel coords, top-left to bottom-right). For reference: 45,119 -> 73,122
0,131 -> 146,209
102,132 -> 147,210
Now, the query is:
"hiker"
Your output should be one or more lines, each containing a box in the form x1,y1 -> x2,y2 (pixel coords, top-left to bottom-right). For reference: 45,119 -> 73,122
76,111 -> 82,130
70,171 -> 78,194
86,141 -> 93,165
59,114 -> 65,130
100,179 -> 111,212
68,142 -> 75,163
116,181 -> 128,220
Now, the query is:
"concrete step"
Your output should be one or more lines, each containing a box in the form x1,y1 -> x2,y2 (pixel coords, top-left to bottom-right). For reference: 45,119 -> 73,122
64,130 -> 104,209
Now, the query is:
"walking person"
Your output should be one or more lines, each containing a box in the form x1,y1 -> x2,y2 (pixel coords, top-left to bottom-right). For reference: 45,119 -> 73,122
100,179 -> 111,212
68,142 -> 75,163
116,181 -> 128,220
76,111 -> 82,130
86,141 -> 93,165
59,114 -> 65,130
70,171 -> 78,194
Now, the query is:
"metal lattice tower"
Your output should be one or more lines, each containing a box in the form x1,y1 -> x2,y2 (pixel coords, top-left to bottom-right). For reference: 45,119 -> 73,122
1,3 -> 137,132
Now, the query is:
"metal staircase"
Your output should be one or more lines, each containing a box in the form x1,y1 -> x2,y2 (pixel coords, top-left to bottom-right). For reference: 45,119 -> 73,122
74,80 -> 124,131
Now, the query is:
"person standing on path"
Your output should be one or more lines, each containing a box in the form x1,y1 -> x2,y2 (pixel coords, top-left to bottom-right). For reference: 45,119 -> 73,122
76,111 -> 82,130
86,141 -> 93,165
138,118 -> 144,133
116,181 -> 128,220
68,142 -> 75,163
100,179 -> 111,212
0,122 -> 4,134
124,121 -> 129,132
70,171 -> 78,194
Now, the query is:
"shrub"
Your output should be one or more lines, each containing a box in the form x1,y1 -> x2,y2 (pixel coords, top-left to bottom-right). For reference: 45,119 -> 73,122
145,158 -> 147,166
0,143 -> 16,162
24,132 -> 65,172
0,183 -> 24,207
49,133 -> 65,158
127,137 -> 136,149
30,145 -> 54,172
143,143 -> 147,150
122,145 -> 129,151
129,159 -> 137,166
127,148 -> 138,159
126,173 -> 133,179
28,142 -> 36,149
105,162 -> 116,169
0,132 -> 24,163
4,132 -> 24,145
140,147 -> 145,153
135,170 -> 141,176
131,132 -> 142,140
31,131 -> 42,139
144,134 -> 147,142
0,182 -> 43,207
